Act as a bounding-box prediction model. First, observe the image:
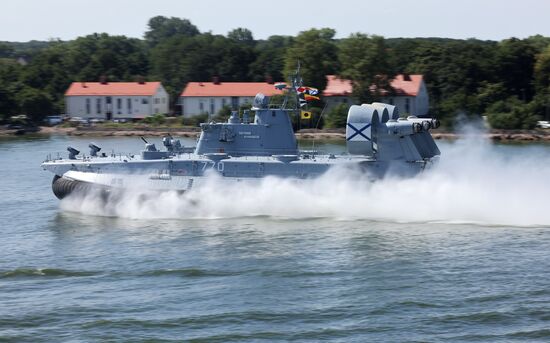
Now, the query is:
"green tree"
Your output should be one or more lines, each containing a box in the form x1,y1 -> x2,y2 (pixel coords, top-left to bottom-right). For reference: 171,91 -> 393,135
145,16 -> 200,46
495,38 -> 537,101
64,33 -> 149,81
324,103 -> 349,128
249,35 -> 293,82
0,43 -> 14,58
486,97 -> 540,129
16,86 -> 55,122
0,59 -> 21,119
339,34 -> 394,103
150,33 -> 255,106
534,45 -> 550,93
283,28 -> 338,90
228,28 -> 255,46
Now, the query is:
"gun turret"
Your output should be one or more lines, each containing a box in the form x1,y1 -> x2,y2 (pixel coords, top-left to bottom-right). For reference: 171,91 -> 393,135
89,143 -> 101,157
67,146 -> 80,160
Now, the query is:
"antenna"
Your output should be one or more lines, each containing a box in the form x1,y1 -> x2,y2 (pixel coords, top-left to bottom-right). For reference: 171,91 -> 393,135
311,102 -> 329,157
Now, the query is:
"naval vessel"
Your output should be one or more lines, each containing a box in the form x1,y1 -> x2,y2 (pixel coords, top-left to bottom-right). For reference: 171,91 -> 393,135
42,72 -> 441,200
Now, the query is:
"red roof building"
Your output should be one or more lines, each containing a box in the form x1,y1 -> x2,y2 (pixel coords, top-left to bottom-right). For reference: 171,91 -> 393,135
65,82 -> 162,96
64,81 -> 169,120
323,74 -> 429,116
180,81 -> 283,117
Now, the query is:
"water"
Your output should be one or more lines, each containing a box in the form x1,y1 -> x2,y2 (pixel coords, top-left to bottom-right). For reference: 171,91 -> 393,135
1,135 -> 550,342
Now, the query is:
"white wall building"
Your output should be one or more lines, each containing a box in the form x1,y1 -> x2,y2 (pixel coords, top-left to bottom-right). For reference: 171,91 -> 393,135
65,81 -> 169,120
180,80 -> 283,117
323,74 -> 430,116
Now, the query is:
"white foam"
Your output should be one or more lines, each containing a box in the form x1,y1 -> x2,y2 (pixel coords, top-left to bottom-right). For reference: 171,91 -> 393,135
61,129 -> 550,226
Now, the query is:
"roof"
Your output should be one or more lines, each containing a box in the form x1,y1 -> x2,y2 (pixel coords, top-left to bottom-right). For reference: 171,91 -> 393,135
65,82 -> 162,96
181,82 -> 284,97
323,74 -> 423,97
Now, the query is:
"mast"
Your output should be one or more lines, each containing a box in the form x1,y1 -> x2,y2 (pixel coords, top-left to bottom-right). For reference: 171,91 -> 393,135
282,62 -> 303,110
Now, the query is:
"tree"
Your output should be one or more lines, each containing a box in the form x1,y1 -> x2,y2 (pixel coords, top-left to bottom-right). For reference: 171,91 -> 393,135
486,97 -> 540,130
16,86 -> 55,122
145,16 -> 200,46
0,59 -> 21,120
0,43 -> 14,58
324,103 -> 349,128
534,45 -> 550,93
495,38 -> 537,101
228,28 -> 254,46
249,35 -> 293,82
339,34 -> 394,103
64,33 -> 149,81
283,28 -> 338,90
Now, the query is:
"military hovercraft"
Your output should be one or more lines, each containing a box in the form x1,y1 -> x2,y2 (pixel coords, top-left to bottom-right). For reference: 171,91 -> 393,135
42,73 -> 440,200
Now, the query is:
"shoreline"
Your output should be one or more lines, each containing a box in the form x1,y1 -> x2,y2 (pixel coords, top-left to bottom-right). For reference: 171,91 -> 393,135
2,126 -> 550,142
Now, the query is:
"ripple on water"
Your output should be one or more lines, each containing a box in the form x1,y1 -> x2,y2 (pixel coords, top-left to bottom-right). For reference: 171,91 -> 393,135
0,268 -> 99,279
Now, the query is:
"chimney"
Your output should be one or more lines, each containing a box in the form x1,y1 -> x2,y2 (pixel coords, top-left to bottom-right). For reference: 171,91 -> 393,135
99,75 -> 108,84
136,75 -> 145,84
212,76 -> 220,85
265,75 -> 274,84
81,82 -> 87,88
403,73 -> 411,81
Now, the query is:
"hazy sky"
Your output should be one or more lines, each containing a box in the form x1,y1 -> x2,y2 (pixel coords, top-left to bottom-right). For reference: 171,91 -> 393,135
1,0 -> 549,42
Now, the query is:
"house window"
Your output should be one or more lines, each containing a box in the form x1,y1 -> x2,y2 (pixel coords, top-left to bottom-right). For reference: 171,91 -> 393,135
210,98 -> 215,114
127,98 -> 132,114
86,98 -> 91,115
142,98 -> 148,104
405,98 -> 410,113
162,98 -> 166,104
389,98 -> 394,105
117,98 -> 122,114
199,101 -> 204,112
231,97 -> 239,109
96,98 -> 102,114
154,98 -> 159,104
222,98 -> 227,107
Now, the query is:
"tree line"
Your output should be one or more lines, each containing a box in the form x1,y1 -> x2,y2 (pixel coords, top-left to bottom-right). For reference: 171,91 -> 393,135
1,16 -> 549,129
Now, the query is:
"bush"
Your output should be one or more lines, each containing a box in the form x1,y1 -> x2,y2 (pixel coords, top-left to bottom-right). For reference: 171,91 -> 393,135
486,97 -> 541,129
181,113 -> 208,127
324,103 -> 349,128
143,113 -> 166,126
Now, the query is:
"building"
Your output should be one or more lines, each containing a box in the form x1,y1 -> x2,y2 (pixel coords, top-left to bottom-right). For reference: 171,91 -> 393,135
65,81 -> 169,120
323,74 -> 430,116
180,79 -> 283,117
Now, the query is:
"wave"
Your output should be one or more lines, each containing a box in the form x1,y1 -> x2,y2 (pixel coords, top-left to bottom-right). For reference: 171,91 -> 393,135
141,268 -> 238,278
0,268 -> 98,279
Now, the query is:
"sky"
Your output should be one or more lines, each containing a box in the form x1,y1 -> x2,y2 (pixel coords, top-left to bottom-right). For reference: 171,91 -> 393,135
1,0 -> 549,42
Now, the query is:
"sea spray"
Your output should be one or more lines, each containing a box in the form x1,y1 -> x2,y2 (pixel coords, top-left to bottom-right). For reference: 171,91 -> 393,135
60,131 -> 550,226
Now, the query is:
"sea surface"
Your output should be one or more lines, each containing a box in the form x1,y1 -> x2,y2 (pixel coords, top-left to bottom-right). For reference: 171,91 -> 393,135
1,134 -> 550,342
